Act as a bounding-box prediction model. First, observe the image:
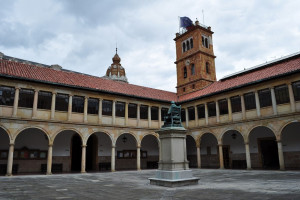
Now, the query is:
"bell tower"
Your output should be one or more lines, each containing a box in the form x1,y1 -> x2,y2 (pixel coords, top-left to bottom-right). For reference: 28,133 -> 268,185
174,19 -> 216,96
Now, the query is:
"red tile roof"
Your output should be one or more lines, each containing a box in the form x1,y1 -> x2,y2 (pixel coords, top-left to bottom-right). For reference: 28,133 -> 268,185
0,58 -> 177,102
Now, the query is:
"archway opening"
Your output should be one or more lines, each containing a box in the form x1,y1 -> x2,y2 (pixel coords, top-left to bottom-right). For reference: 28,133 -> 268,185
94,132 -> 112,172
186,135 -> 197,168
200,133 -> 219,168
116,133 -> 137,170
0,127 -> 10,175
86,134 -> 98,172
14,128 -> 49,174
249,126 -> 279,169
141,135 -> 159,169
282,122 -> 300,170
222,130 -> 246,169
71,134 -> 82,172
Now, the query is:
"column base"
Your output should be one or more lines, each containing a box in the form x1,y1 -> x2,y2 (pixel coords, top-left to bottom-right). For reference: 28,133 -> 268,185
246,168 -> 252,170
111,169 -> 116,172
5,173 -> 12,176
46,172 -> 52,175
81,171 -> 86,174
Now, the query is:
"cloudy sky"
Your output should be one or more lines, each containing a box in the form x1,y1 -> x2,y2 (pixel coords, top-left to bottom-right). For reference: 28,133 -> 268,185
1,0 -> 299,92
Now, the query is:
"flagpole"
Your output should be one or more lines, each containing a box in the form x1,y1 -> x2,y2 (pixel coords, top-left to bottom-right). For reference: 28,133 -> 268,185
178,16 -> 180,33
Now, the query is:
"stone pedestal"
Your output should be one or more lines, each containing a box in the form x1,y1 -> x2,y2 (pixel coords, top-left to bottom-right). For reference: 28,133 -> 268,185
149,127 -> 199,187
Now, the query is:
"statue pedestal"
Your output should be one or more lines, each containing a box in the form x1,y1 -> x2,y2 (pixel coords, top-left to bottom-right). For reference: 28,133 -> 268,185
149,127 -> 199,187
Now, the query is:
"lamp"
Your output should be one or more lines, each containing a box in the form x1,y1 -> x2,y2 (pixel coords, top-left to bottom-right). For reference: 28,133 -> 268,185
231,133 -> 237,140
122,135 -> 127,143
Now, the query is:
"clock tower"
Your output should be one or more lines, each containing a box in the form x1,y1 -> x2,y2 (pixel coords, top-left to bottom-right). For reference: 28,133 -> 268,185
174,19 -> 216,96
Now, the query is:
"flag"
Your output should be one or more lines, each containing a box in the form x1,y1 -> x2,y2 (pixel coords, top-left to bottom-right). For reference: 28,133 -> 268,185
179,17 -> 193,28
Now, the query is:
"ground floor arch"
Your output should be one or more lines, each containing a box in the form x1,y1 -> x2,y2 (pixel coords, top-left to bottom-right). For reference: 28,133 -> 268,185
141,134 -> 159,169
93,132 -> 112,172
186,135 -> 197,168
115,133 -> 137,170
200,133 -> 219,168
0,127 -> 10,175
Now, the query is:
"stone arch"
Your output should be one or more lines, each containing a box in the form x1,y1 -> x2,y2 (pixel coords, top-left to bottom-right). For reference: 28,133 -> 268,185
15,126 -> 50,143
89,130 -> 113,146
199,132 -> 219,168
0,125 -> 12,141
53,128 -> 84,145
219,128 -> 246,143
279,120 -> 300,140
141,132 -> 159,144
116,132 -> 139,147
140,133 -> 159,169
247,124 -> 277,142
186,134 -> 197,168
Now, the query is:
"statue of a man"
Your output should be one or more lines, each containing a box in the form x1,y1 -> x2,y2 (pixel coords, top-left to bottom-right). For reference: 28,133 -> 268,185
163,101 -> 183,127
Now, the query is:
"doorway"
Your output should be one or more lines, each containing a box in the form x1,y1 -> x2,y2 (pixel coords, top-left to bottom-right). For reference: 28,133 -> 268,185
259,138 -> 279,169
86,135 -> 98,171
71,134 -> 82,171
222,146 -> 230,169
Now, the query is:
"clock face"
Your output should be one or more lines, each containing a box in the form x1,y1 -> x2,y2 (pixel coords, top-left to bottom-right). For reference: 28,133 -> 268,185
185,59 -> 190,66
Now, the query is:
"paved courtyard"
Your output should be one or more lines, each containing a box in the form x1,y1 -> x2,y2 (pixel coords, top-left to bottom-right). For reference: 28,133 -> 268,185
0,169 -> 300,200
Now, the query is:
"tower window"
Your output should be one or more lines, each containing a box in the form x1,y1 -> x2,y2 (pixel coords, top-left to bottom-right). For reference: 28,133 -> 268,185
183,87 -> 186,92
202,35 -> 209,48
192,84 -> 195,89
190,38 -> 193,48
191,64 -> 195,75
206,62 -> 210,74
184,67 -> 187,78
186,40 -> 190,50
182,42 -> 186,52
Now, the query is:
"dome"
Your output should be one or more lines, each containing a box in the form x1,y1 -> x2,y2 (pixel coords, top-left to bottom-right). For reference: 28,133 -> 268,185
112,53 -> 121,64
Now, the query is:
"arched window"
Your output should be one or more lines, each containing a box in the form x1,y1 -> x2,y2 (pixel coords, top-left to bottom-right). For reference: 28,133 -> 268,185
191,64 -> 195,75
184,67 -> 187,78
190,38 -> 193,48
186,40 -> 190,50
205,38 -> 209,48
206,62 -> 210,74
183,42 -> 186,52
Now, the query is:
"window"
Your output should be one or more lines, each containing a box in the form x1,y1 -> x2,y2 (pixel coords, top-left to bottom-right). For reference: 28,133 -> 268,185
72,96 -> 84,113
258,89 -> 272,108
183,87 -> 186,92
202,35 -> 209,48
190,38 -> 193,48
161,107 -> 168,121
37,91 -> 52,110
102,100 -> 112,116
128,103 -> 137,118
88,98 -> 99,114
186,40 -> 190,50
207,102 -> 216,117
230,96 -> 241,113
292,81 -> 300,101
218,99 -> 228,115
244,92 -> 256,110
0,86 -> 15,106
192,84 -> 195,89
140,105 -> 148,119
116,101 -> 125,117
197,104 -> 205,119
181,108 -> 186,122
206,62 -> 210,74
151,106 -> 158,120
182,42 -> 186,52
18,89 -> 34,108
275,85 -> 290,104
191,64 -> 195,75
184,67 -> 187,78
188,106 -> 195,121
55,93 -> 69,111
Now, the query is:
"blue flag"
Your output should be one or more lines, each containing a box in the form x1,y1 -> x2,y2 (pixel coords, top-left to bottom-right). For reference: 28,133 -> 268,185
180,17 -> 193,28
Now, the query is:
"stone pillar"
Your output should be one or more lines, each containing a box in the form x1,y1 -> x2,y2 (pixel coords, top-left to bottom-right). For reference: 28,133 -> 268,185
185,108 -> 189,128
32,89 -> 39,118
83,97 -> 88,123
205,103 -> 208,125
255,90 -> 261,117
112,100 -> 116,125
241,95 -> 246,120
228,98 -> 232,121
67,95 -> 72,121
148,106 -> 151,128
137,104 -> 140,127
244,142 -> 252,170
195,105 -> 199,126
81,145 -> 86,173
125,102 -> 129,126
271,87 -> 277,115
98,99 -> 102,124
158,106 -> 162,128
196,144 -> 201,168
12,87 -> 20,117
288,83 -> 296,112
6,143 -> 14,176
50,92 -> 56,120
111,145 -> 115,172
216,101 -> 220,123
277,140 -> 285,170
137,145 -> 141,170
46,144 -> 53,175
218,143 -> 224,169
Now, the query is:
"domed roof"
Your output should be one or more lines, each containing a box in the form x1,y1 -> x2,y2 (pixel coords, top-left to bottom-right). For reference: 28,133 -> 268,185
112,53 -> 121,64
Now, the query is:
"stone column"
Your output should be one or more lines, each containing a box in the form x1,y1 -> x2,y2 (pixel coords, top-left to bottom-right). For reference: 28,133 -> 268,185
137,145 -> 141,170
111,145 -> 116,172
228,98 -> 233,121
46,144 -> 53,175
196,144 -> 201,168
98,99 -> 102,124
125,102 -> 129,126
148,106 -> 151,128
137,104 -> 140,127
50,92 -> 56,120
185,108 -> 189,128
288,83 -> 296,112
216,101 -> 220,123
6,143 -> 14,176
244,142 -> 252,170
158,106 -> 162,128
112,100 -> 116,125
83,97 -> 88,123
32,89 -> 39,118
195,105 -> 199,126
205,103 -> 208,125
241,95 -> 246,120
277,140 -> 285,170
12,87 -> 20,117
81,145 -> 86,173
255,90 -> 261,117
271,87 -> 277,115
67,95 -> 73,121
218,143 -> 224,169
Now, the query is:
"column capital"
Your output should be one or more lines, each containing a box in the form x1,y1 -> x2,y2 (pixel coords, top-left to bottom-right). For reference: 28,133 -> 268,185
9,143 -> 15,146
136,145 -> 141,148
85,96 -> 88,100
69,94 -> 73,97
52,91 -> 57,95
34,89 -> 39,92
81,145 -> 87,147
48,144 -> 53,147
276,139 -> 282,143
196,144 -> 200,148
218,142 -> 223,146
112,145 -> 116,148
244,142 -> 249,145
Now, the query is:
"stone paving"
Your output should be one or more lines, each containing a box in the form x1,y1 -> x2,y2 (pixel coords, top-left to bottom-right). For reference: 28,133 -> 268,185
1,169 -> 300,200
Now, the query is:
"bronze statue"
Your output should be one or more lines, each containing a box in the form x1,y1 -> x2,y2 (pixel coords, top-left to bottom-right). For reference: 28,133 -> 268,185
162,101 -> 183,127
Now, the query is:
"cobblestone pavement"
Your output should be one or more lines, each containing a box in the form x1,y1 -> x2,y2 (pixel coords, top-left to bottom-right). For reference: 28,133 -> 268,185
1,169 -> 300,200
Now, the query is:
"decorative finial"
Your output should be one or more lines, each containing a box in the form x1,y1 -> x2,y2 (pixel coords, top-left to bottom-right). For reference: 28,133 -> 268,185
116,43 -> 118,54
